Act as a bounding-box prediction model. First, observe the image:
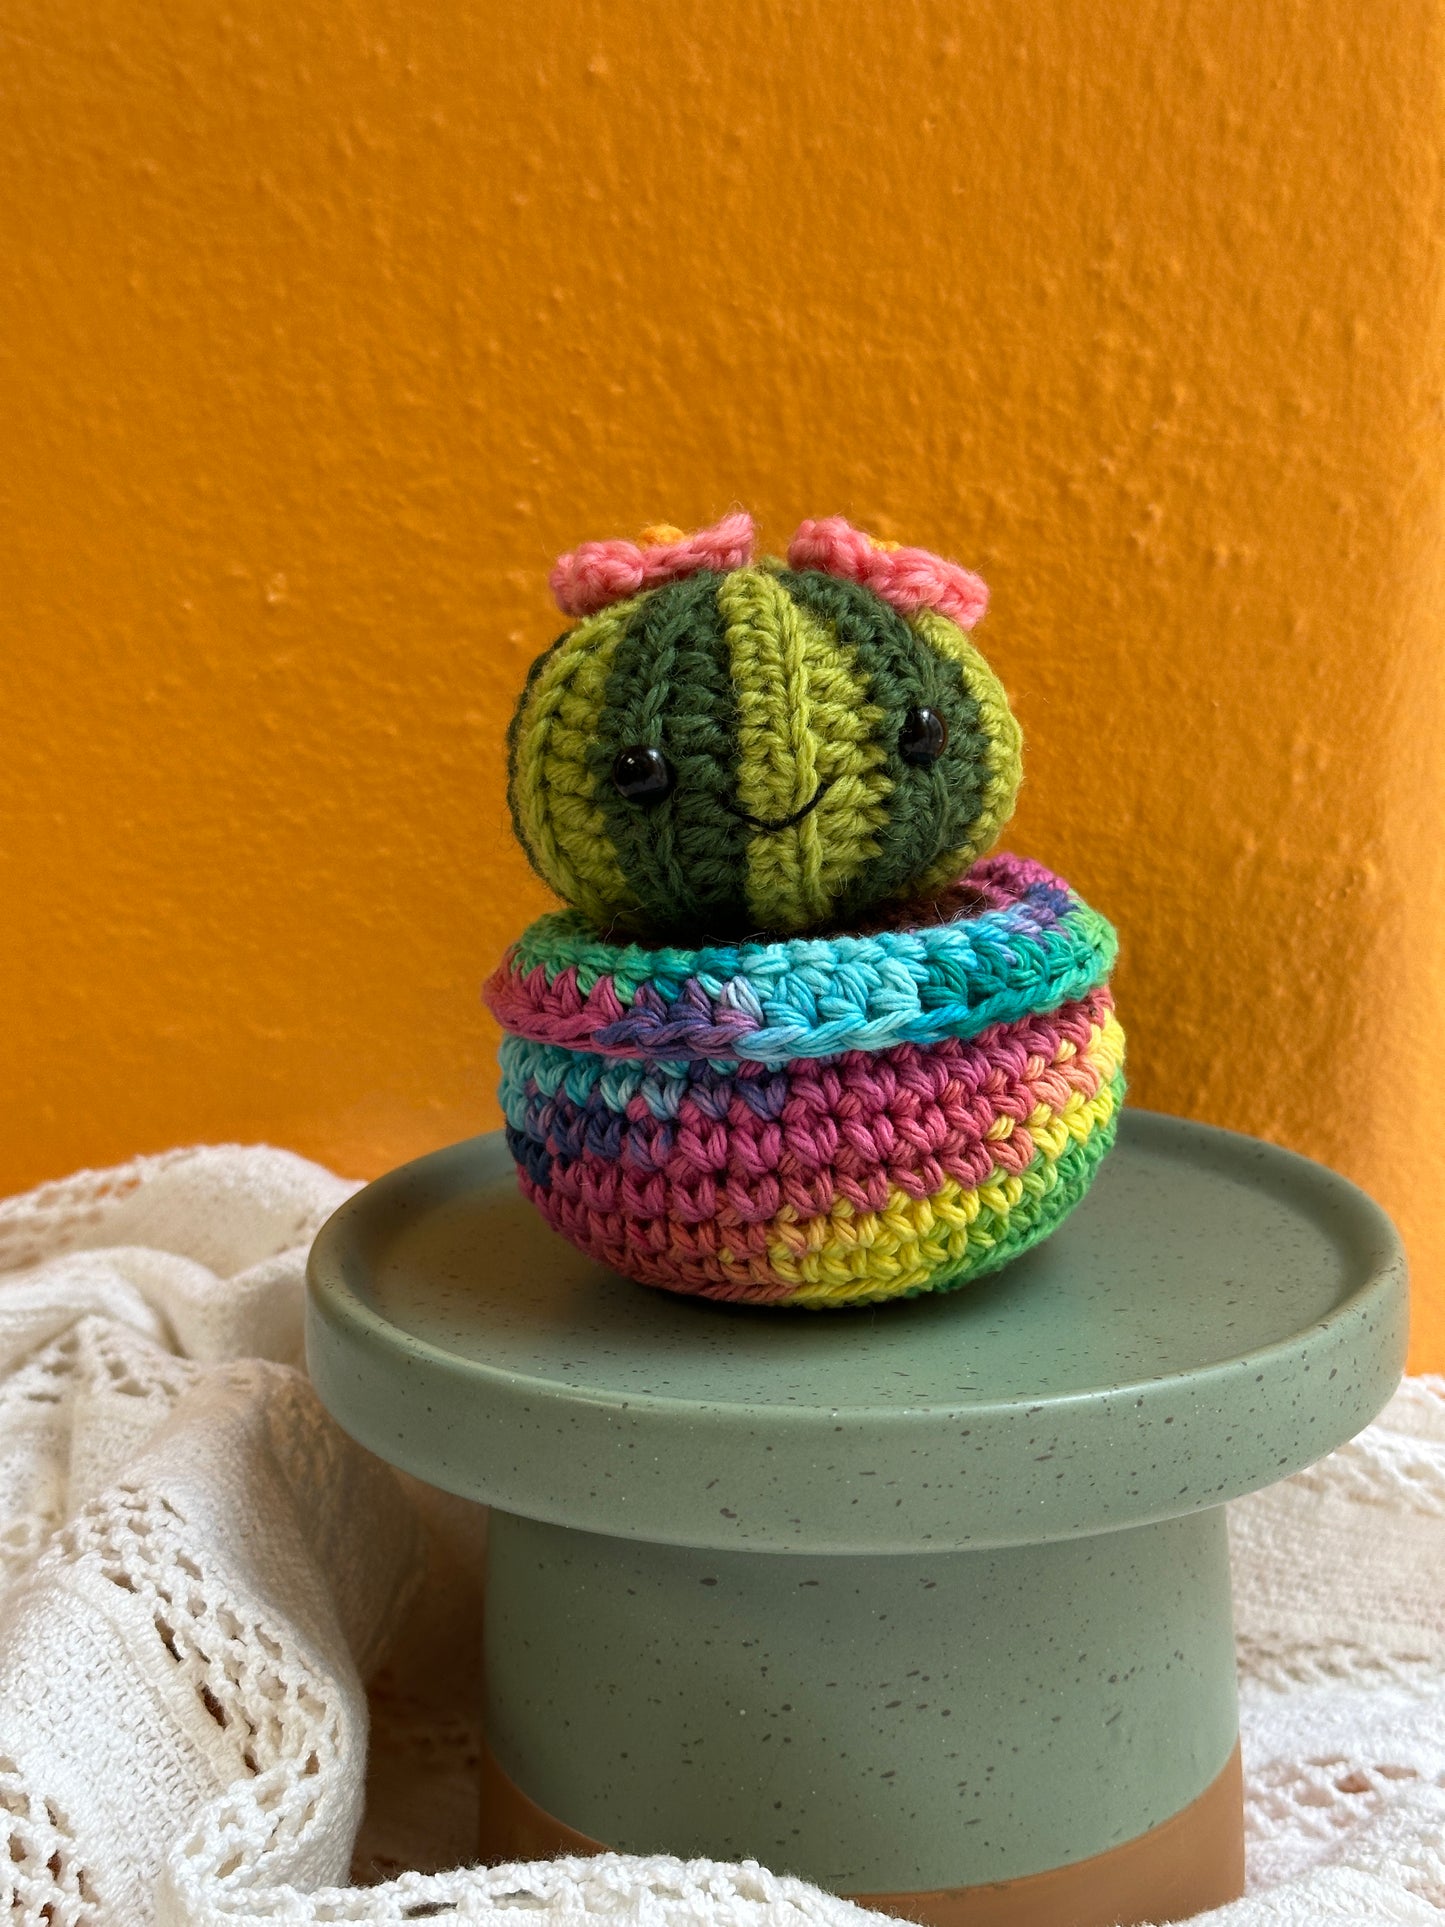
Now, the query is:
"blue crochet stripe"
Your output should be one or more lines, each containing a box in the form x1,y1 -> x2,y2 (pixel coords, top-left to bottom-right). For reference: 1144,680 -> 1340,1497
490,858 -> 1118,1066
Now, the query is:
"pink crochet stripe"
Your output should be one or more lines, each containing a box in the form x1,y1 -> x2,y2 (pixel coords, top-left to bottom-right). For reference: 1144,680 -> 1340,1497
787,516 -> 989,630
550,512 -> 757,617
514,989 -> 1116,1303
517,1168 -> 795,1302
491,964 -> 632,1050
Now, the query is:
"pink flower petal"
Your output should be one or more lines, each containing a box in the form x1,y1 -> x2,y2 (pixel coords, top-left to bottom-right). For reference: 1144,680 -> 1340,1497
787,515 -> 989,630
550,511 -> 757,617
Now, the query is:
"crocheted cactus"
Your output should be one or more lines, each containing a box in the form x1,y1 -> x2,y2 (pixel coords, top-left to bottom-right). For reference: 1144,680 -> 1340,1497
489,514 -> 1123,1310
507,514 -> 1022,941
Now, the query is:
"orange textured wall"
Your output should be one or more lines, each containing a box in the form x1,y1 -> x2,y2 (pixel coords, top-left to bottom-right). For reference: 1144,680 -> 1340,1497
3,1 -> 1443,1366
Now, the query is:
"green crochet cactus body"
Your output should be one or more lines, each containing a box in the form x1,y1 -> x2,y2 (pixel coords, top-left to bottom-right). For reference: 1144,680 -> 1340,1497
507,563 -> 1022,941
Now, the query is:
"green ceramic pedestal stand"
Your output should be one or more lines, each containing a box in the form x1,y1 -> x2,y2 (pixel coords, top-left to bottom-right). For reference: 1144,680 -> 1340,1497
306,1111 -> 1406,1927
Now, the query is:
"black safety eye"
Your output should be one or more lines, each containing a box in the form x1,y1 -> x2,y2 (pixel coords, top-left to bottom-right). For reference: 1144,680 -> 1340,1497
612,745 -> 676,806
898,705 -> 949,767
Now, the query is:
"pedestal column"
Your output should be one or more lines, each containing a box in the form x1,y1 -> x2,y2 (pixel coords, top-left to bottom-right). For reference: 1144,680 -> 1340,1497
482,1507 -> 1240,1912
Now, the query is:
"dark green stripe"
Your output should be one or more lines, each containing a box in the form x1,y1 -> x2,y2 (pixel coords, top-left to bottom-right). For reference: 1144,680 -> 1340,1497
587,572 -> 753,939
777,570 -> 990,916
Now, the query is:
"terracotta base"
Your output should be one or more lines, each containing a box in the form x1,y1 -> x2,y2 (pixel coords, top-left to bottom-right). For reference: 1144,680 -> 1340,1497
479,1740 -> 1245,1927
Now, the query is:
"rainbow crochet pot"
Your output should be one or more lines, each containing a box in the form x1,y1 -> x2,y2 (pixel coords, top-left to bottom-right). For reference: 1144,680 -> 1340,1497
486,513 -> 1125,1309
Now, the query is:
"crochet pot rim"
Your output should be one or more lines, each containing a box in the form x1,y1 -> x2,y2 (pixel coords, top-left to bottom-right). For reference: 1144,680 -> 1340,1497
484,850 -> 1119,1066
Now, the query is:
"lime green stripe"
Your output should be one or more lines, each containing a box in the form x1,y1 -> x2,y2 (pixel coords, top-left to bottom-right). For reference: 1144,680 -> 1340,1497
779,569 -> 985,917
508,597 -> 646,928
907,608 -> 1023,895
719,568 -> 816,831
718,569 -> 891,934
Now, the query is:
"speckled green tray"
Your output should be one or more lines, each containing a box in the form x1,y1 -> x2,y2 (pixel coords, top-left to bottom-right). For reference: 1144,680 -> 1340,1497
306,1110 -> 1407,1897
308,1109 -> 1405,1552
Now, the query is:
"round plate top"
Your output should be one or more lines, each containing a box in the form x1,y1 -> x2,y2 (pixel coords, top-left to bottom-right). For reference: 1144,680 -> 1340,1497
306,1112 -> 1406,1552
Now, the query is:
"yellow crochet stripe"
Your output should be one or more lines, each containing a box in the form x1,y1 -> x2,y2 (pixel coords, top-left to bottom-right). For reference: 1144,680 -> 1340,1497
511,598 -> 645,928
717,567 -> 891,934
765,1012 -> 1125,1307
906,606 -> 1024,895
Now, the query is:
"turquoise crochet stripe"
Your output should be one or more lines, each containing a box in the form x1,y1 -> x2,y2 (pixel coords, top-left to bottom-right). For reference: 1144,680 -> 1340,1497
484,854 -> 1118,1067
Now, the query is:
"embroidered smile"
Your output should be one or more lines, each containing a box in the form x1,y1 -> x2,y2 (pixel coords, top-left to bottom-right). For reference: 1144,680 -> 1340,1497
724,779 -> 833,834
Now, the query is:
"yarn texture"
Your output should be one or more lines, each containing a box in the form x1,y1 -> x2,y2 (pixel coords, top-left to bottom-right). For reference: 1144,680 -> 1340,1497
508,516 -> 1023,942
487,854 -> 1115,1065
486,855 -> 1123,1306
549,511 -> 759,618
495,514 -> 1121,1306
787,515 -> 990,630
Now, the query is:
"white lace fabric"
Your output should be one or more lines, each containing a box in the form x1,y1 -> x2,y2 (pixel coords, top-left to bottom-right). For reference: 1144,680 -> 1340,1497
0,1147 -> 1440,1926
